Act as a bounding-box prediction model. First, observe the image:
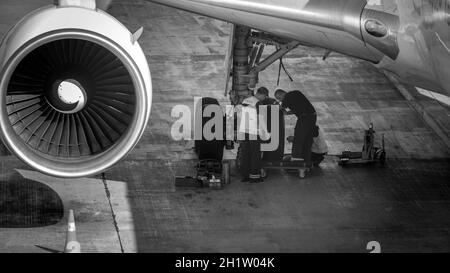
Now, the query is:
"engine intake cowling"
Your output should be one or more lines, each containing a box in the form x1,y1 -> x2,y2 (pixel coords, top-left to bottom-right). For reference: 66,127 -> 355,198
0,2 -> 152,178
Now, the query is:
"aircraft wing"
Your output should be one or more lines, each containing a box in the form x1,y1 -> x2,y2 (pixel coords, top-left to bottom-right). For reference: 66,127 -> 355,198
145,0 -> 398,63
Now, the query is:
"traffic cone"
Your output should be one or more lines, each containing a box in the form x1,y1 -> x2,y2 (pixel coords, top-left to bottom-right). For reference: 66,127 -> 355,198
64,210 -> 81,253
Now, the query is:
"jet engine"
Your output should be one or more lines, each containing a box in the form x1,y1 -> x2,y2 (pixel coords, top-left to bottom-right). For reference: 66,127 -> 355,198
0,1 -> 152,178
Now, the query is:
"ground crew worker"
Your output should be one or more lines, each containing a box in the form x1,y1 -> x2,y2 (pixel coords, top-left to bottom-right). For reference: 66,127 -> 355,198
275,89 -> 317,166
257,88 -> 285,162
237,89 -> 269,183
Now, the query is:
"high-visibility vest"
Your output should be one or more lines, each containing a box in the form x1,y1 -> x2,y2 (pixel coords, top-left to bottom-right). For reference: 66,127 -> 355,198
237,96 -> 269,139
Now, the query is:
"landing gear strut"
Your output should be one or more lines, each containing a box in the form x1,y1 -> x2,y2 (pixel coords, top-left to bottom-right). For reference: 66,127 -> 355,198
225,25 -> 300,104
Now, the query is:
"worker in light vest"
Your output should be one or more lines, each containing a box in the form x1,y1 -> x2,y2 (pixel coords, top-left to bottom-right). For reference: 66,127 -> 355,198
237,89 -> 270,183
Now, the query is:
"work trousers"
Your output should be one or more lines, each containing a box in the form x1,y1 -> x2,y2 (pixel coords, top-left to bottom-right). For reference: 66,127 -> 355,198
241,134 -> 262,181
292,114 -> 317,164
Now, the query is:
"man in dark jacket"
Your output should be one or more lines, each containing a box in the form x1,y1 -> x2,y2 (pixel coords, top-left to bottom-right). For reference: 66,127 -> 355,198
275,89 -> 316,166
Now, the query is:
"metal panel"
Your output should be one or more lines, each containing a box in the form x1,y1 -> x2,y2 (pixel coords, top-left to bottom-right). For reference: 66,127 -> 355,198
146,0 -> 383,62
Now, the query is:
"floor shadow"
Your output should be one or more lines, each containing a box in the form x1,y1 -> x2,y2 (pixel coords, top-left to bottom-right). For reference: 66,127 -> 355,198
0,174 -> 64,228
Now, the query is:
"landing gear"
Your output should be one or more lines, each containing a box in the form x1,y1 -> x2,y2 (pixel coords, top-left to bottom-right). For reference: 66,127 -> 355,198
226,25 -> 300,104
228,26 -> 304,180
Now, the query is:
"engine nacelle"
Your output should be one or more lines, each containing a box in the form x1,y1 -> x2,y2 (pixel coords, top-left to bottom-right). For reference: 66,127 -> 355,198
0,1 -> 152,178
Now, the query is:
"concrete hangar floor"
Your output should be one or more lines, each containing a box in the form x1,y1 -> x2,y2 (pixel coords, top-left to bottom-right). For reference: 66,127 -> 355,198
0,0 -> 449,253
